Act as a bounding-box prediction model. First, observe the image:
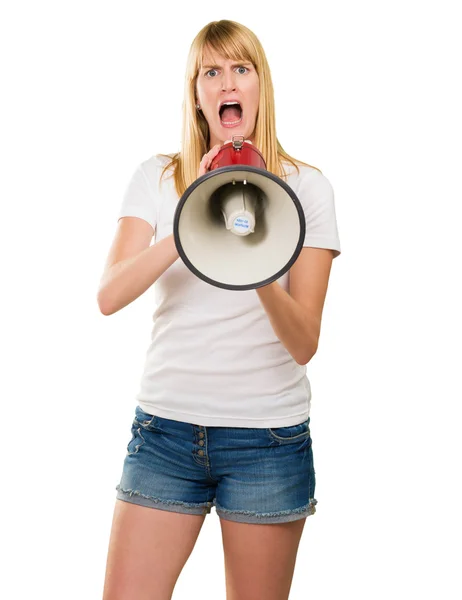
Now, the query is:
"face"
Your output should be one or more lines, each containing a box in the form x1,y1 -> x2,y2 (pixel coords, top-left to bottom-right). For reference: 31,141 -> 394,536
195,47 -> 260,149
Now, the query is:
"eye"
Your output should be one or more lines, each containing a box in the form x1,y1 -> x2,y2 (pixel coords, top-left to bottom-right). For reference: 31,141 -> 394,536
205,66 -> 249,78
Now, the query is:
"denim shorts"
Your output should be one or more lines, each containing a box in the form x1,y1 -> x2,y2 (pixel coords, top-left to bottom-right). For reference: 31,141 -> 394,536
115,405 -> 317,524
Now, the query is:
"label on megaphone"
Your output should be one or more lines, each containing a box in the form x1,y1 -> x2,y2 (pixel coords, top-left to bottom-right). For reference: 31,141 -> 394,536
229,213 -> 255,235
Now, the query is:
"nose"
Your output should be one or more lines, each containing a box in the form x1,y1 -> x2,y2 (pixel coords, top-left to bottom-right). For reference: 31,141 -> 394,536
221,69 -> 237,92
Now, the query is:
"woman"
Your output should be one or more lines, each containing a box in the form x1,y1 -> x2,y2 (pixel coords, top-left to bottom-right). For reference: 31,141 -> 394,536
98,19 -> 341,600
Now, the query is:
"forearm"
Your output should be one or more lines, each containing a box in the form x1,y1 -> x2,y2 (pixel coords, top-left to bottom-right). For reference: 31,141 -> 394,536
97,234 -> 179,315
256,281 -> 319,365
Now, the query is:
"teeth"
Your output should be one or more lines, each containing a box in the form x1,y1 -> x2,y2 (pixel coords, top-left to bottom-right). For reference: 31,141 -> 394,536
222,117 -> 242,125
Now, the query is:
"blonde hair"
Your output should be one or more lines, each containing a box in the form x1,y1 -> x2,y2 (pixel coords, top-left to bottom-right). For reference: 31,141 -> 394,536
158,20 -> 321,198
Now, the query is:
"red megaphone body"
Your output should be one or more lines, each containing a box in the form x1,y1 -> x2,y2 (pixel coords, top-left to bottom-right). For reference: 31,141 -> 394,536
209,136 -> 266,171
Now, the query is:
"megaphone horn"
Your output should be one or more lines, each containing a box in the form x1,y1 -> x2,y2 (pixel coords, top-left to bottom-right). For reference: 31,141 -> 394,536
173,135 -> 305,291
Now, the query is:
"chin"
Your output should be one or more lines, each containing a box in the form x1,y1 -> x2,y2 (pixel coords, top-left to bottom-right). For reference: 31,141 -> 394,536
219,126 -> 249,139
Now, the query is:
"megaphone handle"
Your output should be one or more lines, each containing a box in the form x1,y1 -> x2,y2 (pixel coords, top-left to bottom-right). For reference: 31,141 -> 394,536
232,135 -> 244,150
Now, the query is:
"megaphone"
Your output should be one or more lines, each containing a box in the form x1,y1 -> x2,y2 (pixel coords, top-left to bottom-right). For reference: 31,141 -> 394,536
173,135 -> 305,291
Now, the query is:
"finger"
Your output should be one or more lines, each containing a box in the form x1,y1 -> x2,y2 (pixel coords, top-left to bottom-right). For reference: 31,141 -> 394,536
202,152 -> 213,166
205,145 -> 220,164
199,145 -> 221,177
205,144 -> 220,157
198,156 -> 210,177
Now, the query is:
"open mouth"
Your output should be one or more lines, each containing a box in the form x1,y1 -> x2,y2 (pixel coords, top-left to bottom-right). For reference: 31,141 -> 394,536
219,102 -> 243,127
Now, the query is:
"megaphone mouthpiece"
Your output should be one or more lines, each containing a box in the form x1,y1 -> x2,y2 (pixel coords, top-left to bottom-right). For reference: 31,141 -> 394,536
216,181 -> 261,236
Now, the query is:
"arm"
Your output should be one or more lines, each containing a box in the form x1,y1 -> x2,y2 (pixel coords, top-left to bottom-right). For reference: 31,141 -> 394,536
256,247 -> 334,365
97,232 -> 179,316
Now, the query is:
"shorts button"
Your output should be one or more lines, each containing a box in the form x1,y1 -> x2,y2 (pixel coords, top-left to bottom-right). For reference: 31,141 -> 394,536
198,450 -> 204,456
198,440 -> 205,446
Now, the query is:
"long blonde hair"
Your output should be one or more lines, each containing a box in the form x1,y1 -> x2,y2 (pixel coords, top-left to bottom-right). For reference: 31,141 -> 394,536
158,20 -> 321,198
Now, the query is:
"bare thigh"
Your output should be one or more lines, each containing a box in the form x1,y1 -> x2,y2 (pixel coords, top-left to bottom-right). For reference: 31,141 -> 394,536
220,516 -> 307,600
103,499 -> 206,600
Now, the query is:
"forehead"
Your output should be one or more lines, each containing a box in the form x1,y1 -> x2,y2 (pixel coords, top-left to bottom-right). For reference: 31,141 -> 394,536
200,46 -> 249,68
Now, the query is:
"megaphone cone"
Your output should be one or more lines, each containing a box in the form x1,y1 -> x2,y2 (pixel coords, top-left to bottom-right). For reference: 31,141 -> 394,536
173,137 -> 305,291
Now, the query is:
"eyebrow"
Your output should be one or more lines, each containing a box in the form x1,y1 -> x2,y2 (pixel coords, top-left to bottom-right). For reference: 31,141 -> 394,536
201,62 -> 252,70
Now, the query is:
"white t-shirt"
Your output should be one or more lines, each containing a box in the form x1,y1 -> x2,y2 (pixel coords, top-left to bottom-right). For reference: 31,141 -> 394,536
118,154 -> 341,428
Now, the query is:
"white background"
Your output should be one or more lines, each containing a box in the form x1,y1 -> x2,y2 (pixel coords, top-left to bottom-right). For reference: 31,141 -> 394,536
1,1 -> 461,598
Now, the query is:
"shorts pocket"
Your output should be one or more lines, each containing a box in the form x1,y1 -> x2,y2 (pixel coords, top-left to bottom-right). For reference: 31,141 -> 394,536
268,418 -> 311,443
126,424 -> 146,455
133,405 -> 159,431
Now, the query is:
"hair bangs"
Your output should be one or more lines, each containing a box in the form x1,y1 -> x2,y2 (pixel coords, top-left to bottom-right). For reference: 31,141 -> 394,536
199,26 -> 257,73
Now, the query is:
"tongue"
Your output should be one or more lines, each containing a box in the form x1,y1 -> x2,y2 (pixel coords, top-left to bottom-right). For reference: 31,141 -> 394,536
221,106 -> 241,122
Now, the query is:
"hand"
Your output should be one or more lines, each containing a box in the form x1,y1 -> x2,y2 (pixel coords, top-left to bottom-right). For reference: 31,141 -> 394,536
198,144 -> 221,178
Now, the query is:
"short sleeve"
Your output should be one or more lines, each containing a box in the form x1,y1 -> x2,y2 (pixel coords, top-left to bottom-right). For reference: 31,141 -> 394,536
118,162 -> 157,232
297,169 -> 341,258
